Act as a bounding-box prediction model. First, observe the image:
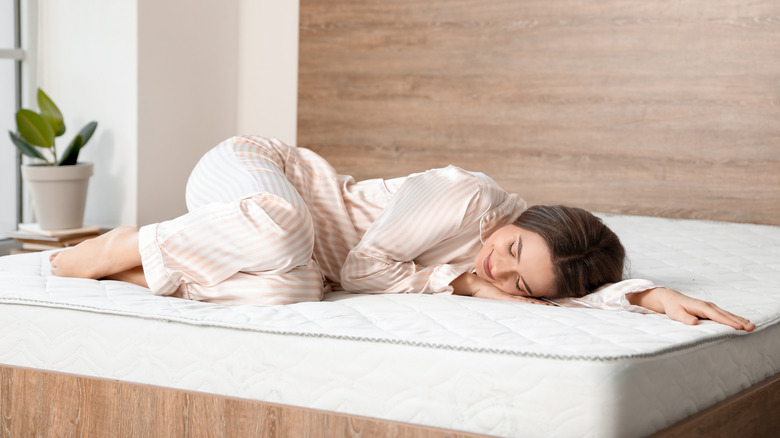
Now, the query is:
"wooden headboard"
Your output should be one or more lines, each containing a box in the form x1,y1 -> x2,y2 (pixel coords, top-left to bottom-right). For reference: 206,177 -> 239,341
298,1 -> 780,225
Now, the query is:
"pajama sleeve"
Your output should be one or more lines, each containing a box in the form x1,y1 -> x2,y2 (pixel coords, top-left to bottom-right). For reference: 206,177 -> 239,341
339,166 -> 486,294
556,278 -> 661,314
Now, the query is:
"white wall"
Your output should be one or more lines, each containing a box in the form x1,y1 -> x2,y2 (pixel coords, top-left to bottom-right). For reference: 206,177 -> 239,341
37,0 -> 299,227
38,0 -> 138,228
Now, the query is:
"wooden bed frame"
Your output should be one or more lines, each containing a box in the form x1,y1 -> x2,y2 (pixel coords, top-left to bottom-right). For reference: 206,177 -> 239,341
2,0 -> 779,436
1,364 -> 778,437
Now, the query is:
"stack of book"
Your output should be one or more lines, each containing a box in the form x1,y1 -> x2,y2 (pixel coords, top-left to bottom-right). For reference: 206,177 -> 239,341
6,223 -> 102,254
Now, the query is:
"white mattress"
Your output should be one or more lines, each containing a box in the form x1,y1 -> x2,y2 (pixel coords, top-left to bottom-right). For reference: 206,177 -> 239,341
1,214 -> 779,437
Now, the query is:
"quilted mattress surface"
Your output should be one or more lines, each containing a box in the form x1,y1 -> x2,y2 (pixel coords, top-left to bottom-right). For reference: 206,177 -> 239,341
1,214 -> 779,437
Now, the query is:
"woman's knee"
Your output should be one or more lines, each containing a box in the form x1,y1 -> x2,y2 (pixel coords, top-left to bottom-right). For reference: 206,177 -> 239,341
243,192 -> 315,267
223,136 -> 286,169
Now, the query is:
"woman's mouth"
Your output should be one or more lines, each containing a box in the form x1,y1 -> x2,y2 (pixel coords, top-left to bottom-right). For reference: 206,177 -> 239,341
483,250 -> 495,280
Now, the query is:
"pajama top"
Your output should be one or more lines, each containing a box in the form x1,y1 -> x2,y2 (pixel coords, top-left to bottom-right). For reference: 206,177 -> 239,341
138,136 -> 659,307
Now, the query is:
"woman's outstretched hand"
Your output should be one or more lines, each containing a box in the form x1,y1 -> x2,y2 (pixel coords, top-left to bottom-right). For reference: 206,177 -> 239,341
628,287 -> 755,332
450,273 -> 553,305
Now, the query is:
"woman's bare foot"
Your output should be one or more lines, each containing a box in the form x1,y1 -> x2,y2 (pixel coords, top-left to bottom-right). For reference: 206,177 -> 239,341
50,226 -> 142,279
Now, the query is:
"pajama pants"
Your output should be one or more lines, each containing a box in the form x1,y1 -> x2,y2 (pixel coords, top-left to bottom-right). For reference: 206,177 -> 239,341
138,137 -> 326,305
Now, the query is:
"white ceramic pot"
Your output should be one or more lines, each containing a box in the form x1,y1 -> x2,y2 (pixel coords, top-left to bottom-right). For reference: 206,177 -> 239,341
21,162 -> 93,230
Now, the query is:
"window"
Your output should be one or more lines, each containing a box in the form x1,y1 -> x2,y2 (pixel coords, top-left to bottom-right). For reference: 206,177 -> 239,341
0,0 -> 23,236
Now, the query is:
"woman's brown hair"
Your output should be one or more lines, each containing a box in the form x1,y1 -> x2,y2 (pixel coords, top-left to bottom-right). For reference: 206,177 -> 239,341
513,205 -> 625,298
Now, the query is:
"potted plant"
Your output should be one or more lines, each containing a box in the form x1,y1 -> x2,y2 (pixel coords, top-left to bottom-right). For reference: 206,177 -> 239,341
8,88 -> 98,230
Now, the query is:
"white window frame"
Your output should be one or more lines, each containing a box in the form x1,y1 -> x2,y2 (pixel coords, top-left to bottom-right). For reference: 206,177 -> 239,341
1,0 -> 37,232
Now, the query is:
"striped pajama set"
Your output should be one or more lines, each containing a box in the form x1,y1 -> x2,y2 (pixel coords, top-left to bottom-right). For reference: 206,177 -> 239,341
138,136 -> 658,309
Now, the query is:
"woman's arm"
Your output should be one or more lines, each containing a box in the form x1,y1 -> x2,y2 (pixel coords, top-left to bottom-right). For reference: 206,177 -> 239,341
341,167 -> 523,295
450,272 -> 551,304
627,287 -> 755,331
340,168 -> 478,294
556,281 -> 755,331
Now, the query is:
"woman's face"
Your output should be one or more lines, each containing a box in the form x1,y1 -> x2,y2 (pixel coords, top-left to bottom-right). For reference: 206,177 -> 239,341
475,224 -> 555,299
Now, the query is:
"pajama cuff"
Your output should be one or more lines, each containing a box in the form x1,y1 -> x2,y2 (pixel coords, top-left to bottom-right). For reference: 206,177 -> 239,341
428,264 -> 466,295
557,279 -> 660,314
139,223 -> 180,296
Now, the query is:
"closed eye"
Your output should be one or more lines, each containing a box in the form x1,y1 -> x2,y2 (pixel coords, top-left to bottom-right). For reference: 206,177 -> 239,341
514,234 -> 535,297
516,277 -> 533,296
509,236 -> 530,295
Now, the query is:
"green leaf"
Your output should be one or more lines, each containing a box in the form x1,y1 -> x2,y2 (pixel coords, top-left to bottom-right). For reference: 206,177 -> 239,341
57,134 -> 83,166
76,121 -> 98,147
16,109 -> 54,148
9,130 -> 49,162
37,89 -> 66,137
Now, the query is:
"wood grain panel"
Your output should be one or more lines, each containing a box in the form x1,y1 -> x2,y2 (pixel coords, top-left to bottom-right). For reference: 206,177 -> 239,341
1,365 -> 777,437
298,0 -> 780,224
0,365 -> 485,438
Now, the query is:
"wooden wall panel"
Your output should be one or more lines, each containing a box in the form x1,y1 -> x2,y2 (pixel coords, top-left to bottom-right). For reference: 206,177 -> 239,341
298,0 -> 780,225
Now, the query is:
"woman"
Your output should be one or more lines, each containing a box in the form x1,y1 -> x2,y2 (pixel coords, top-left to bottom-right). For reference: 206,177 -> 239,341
50,136 -> 754,331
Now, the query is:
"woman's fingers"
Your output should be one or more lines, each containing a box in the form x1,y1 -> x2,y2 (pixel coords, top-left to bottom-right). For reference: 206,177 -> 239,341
694,303 -> 755,332
665,305 -> 700,326
670,299 -> 755,332
473,287 -> 552,305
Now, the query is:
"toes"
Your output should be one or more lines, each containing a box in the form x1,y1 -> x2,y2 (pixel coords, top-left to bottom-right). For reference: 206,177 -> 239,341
49,251 -> 65,276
